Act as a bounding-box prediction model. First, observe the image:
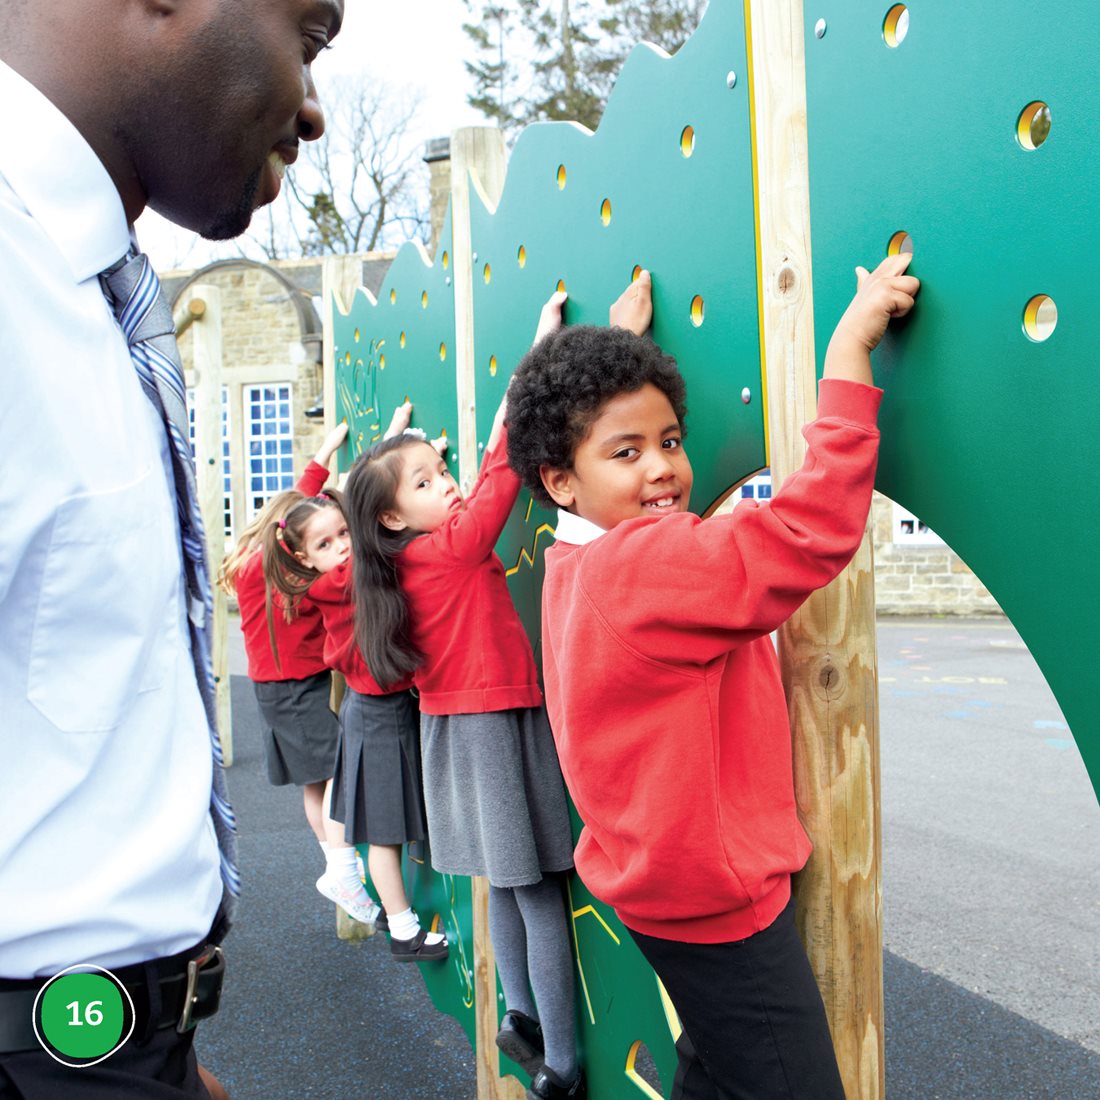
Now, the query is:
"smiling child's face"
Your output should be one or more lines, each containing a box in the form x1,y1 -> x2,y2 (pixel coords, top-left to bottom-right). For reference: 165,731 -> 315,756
541,383 -> 693,530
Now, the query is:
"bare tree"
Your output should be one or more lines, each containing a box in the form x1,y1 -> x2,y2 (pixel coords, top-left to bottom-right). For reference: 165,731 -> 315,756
244,75 -> 429,260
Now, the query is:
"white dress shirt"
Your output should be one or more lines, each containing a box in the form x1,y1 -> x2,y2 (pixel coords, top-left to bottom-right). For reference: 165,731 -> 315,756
0,60 -> 222,978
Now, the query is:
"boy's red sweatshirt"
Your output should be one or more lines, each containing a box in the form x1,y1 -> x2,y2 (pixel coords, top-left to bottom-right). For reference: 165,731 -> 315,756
540,379 -> 881,944
237,460 -> 330,682
397,427 -> 542,716
308,559 -> 410,696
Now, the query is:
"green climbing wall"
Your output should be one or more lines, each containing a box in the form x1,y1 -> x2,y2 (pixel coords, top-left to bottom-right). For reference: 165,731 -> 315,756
332,1 -> 1100,1094
804,2 -> 1099,799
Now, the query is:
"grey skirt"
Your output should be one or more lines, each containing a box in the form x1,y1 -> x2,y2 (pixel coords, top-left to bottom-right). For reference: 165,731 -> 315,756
421,706 -> 575,887
253,671 -> 339,787
331,688 -> 427,847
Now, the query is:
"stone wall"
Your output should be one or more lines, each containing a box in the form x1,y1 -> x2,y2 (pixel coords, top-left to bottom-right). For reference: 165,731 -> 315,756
166,254 -> 393,538
871,492 -> 1003,616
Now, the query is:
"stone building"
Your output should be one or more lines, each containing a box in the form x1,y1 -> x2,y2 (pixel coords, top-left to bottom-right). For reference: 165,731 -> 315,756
165,254 -> 393,542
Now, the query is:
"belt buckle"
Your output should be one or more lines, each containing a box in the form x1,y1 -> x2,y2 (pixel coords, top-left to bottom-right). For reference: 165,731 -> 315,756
176,945 -> 222,1034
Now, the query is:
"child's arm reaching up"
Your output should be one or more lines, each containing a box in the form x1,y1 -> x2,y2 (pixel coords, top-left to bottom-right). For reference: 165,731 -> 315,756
823,253 -> 919,384
486,290 -> 570,454
609,267 -> 652,335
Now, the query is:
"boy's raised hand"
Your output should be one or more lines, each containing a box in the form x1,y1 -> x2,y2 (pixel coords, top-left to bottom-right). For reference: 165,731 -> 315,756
824,253 -> 920,384
533,290 -> 568,345
609,268 -> 652,336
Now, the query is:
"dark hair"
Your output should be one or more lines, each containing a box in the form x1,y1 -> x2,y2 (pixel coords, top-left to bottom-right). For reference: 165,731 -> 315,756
506,324 -> 688,507
343,435 -> 424,690
260,491 -> 345,671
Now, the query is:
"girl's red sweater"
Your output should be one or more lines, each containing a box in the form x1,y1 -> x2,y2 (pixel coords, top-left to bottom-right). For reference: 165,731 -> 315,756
397,427 -> 542,716
308,559 -> 410,696
540,379 -> 882,945
237,461 -> 329,682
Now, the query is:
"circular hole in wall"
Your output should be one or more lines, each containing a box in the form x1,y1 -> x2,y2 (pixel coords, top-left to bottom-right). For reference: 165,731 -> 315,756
887,231 -> 914,256
601,198 -> 612,225
556,164 -> 567,189
518,244 -> 527,267
1022,294 -> 1057,342
489,355 -> 498,377
680,125 -> 696,157
1017,101 -> 1051,150
421,290 -> 428,309
883,5 -> 909,47
690,295 -> 705,327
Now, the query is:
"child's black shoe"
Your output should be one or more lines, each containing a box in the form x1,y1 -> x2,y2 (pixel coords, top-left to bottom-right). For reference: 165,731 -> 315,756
374,906 -> 388,933
495,1010 -> 544,1075
389,927 -> 448,962
526,1066 -> 586,1100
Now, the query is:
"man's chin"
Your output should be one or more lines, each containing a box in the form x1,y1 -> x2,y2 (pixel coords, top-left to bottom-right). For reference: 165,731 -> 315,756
197,167 -> 264,241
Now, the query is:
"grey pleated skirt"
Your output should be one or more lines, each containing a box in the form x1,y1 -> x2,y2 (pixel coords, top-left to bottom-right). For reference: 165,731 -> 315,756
253,671 -> 339,787
420,706 -> 575,887
330,688 -> 427,847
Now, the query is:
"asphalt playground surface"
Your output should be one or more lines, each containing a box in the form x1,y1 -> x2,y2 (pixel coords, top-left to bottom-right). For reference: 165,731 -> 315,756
194,615 -> 1099,1099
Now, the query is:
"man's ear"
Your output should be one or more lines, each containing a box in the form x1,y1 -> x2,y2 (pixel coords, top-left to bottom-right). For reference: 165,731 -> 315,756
540,466 -> 575,508
379,510 -> 408,533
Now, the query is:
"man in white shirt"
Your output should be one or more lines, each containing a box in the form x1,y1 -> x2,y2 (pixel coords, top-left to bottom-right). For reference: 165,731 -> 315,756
0,1 -> 343,1095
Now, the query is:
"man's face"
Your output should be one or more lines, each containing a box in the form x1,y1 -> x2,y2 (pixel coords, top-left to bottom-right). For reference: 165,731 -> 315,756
128,0 -> 343,239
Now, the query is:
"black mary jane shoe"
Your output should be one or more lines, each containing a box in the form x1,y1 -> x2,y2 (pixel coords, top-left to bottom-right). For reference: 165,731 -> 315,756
389,927 -> 448,962
495,1010 -> 544,1076
374,907 -> 388,933
526,1066 -> 586,1100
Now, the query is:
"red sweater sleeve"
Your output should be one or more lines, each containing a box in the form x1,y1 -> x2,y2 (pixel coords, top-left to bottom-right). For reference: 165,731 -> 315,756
575,379 -> 881,665
295,460 -> 330,497
419,426 -> 520,564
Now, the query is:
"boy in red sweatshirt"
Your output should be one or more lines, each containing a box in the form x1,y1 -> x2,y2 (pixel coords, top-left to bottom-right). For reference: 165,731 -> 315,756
505,257 -> 919,1098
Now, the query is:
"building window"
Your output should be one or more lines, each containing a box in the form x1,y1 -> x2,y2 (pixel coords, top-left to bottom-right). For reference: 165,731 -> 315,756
245,383 -> 295,520
187,386 -> 232,539
892,502 -> 944,546
740,471 -> 773,500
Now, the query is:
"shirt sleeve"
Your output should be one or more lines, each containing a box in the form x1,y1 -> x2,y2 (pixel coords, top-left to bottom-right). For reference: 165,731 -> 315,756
417,424 -> 521,565
578,379 -> 882,666
295,460 -> 330,497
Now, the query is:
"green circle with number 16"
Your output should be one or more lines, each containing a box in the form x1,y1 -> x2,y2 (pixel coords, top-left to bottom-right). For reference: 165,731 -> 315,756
39,973 -> 125,1059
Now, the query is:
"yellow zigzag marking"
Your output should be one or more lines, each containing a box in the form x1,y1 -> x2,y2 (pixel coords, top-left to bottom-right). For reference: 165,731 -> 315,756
567,882 -> 622,1027
505,522 -> 555,577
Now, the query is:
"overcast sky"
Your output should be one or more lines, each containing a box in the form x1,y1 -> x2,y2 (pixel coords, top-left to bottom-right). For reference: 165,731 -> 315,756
138,1 -> 486,270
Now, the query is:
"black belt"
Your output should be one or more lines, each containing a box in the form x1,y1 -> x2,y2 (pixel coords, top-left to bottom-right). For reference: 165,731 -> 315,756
0,944 -> 224,1055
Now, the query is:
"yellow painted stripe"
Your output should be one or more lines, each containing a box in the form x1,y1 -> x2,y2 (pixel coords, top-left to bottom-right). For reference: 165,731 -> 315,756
742,0 -> 770,465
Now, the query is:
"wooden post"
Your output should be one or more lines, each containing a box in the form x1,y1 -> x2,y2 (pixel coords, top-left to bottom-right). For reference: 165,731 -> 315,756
449,126 -> 520,1100
747,3 -> 884,1097
450,127 -> 506,496
187,284 -> 233,766
321,254 -> 376,943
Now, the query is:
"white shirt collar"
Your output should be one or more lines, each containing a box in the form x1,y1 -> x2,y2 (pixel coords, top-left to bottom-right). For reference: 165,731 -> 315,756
554,508 -> 607,545
0,60 -> 131,282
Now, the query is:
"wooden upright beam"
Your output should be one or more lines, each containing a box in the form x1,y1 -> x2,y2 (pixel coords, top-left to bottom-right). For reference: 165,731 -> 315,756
188,284 -> 233,766
747,3 -> 885,1097
321,255 -> 375,943
448,126 -> 521,1100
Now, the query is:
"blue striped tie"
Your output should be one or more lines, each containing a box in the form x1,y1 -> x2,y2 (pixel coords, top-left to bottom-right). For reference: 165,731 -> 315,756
101,252 -> 240,916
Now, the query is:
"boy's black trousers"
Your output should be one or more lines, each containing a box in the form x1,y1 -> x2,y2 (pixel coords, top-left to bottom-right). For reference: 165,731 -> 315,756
629,897 -> 846,1100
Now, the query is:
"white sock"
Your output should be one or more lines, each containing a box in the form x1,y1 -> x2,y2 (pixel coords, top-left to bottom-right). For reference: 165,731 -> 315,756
326,846 -> 367,896
389,907 -> 445,945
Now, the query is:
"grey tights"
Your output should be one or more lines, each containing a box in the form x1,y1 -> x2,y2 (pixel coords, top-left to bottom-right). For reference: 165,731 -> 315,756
488,877 -> 577,1080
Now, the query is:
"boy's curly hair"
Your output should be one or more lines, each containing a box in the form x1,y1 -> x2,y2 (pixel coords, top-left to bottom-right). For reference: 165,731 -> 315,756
506,324 -> 687,508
